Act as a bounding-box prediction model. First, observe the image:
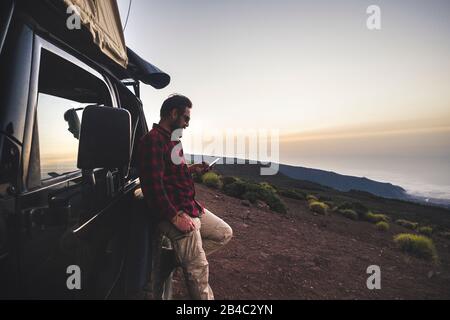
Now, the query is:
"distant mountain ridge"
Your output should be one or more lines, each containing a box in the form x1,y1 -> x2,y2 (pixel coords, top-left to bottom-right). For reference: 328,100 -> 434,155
278,164 -> 407,199
188,155 -> 408,200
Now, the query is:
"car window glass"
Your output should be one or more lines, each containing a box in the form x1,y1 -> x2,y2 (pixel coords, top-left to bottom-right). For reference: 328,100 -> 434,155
36,49 -> 112,181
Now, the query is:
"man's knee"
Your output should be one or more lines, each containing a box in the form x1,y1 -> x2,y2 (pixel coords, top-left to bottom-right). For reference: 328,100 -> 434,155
222,224 -> 233,245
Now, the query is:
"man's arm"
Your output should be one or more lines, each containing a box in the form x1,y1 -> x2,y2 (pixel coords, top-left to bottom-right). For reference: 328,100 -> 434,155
187,163 -> 210,175
138,135 -> 178,221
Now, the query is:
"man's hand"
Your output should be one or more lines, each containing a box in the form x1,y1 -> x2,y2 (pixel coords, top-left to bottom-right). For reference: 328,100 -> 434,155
171,211 -> 196,233
189,162 -> 210,175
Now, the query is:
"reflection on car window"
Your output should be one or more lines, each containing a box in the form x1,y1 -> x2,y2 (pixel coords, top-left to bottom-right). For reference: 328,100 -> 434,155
37,94 -> 87,179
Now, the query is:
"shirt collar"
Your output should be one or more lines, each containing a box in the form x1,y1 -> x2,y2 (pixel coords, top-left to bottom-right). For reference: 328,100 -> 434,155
153,123 -> 171,139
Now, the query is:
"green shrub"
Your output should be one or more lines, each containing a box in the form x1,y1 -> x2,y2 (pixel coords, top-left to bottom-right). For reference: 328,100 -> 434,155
265,195 -> 288,214
324,201 -> 335,208
375,221 -> 390,232
243,182 -> 271,197
306,195 -> 319,202
221,176 -> 239,187
395,219 -> 418,230
365,212 -> 389,223
418,226 -> 433,237
309,201 -> 329,215
223,179 -> 287,213
252,184 -> 287,214
336,201 -> 369,218
243,191 -> 259,204
259,182 -> 278,193
393,234 -> 438,262
335,202 -> 353,211
223,181 -> 247,198
337,209 -> 358,220
279,189 -> 306,200
201,172 -> 222,189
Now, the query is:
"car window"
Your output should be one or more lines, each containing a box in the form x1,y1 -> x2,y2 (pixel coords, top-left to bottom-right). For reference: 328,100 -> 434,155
36,49 -> 112,181
37,94 -> 87,179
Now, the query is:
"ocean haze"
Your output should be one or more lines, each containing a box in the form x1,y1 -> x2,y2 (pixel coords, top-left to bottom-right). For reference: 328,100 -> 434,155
280,125 -> 450,200
279,155 -> 450,201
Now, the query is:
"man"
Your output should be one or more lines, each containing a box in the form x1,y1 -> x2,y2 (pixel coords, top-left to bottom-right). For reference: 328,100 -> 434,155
138,94 -> 233,300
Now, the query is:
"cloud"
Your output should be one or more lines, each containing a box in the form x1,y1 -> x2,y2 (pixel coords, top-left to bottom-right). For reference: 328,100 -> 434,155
280,118 -> 450,143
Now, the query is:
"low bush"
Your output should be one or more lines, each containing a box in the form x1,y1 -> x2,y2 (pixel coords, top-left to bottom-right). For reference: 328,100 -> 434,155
279,189 -> 306,200
418,226 -> 433,237
336,201 -> 369,219
393,233 -> 438,262
309,201 -> 329,215
221,176 -> 239,187
337,209 -> 358,220
243,191 -> 259,204
375,221 -> 390,232
306,195 -> 319,202
259,182 -> 278,193
395,219 -> 418,230
324,201 -> 335,208
201,172 -> 222,189
223,179 -> 287,213
365,212 -> 389,223
265,196 -> 288,214
223,181 -> 247,198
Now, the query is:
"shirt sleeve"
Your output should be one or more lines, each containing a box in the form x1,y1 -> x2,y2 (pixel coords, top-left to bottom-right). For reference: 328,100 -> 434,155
138,134 -> 178,221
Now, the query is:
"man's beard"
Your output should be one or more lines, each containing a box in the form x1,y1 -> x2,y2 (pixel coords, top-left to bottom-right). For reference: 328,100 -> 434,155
170,116 -> 185,133
170,121 -> 184,139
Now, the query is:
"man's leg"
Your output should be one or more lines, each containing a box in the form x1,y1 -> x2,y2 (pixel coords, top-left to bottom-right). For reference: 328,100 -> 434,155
158,218 -> 214,300
200,208 -> 233,256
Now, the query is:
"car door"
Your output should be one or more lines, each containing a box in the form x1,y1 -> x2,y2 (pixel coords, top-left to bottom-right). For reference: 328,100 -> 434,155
15,35 -> 132,299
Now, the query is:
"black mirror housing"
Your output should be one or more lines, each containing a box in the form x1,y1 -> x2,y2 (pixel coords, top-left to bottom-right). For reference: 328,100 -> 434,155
77,106 -> 131,170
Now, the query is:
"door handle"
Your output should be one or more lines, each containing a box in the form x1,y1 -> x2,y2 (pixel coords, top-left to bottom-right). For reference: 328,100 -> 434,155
48,194 -> 73,227
21,207 -> 47,238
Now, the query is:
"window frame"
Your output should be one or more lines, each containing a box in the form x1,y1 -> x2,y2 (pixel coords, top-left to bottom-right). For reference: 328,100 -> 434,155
23,35 -> 118,192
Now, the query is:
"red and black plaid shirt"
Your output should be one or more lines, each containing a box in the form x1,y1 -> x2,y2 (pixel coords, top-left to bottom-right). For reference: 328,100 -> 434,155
138,123 -> 204,221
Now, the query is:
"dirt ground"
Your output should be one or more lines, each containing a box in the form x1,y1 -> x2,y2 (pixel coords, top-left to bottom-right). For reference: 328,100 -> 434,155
164,184 -> 450,300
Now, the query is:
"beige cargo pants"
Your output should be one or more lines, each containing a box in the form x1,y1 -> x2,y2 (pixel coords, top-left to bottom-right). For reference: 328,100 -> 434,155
157,208 -> 233,300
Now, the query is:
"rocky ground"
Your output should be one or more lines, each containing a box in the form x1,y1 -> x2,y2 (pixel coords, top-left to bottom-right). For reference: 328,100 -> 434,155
149,183 -> 450,300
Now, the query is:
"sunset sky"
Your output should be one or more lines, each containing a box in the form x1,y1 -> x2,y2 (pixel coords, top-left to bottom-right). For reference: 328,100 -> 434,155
116,0 -> 450,196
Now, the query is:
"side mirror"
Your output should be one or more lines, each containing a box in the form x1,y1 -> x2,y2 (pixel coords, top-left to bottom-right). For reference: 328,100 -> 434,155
63,108 -> 82,139
77,106 -> 131,170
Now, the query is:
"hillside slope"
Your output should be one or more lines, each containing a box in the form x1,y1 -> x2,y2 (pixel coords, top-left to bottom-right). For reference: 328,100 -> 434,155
169,184 -> 450,300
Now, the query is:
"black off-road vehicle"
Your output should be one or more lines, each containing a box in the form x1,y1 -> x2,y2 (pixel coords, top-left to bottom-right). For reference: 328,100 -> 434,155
0,0 -> 170,299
